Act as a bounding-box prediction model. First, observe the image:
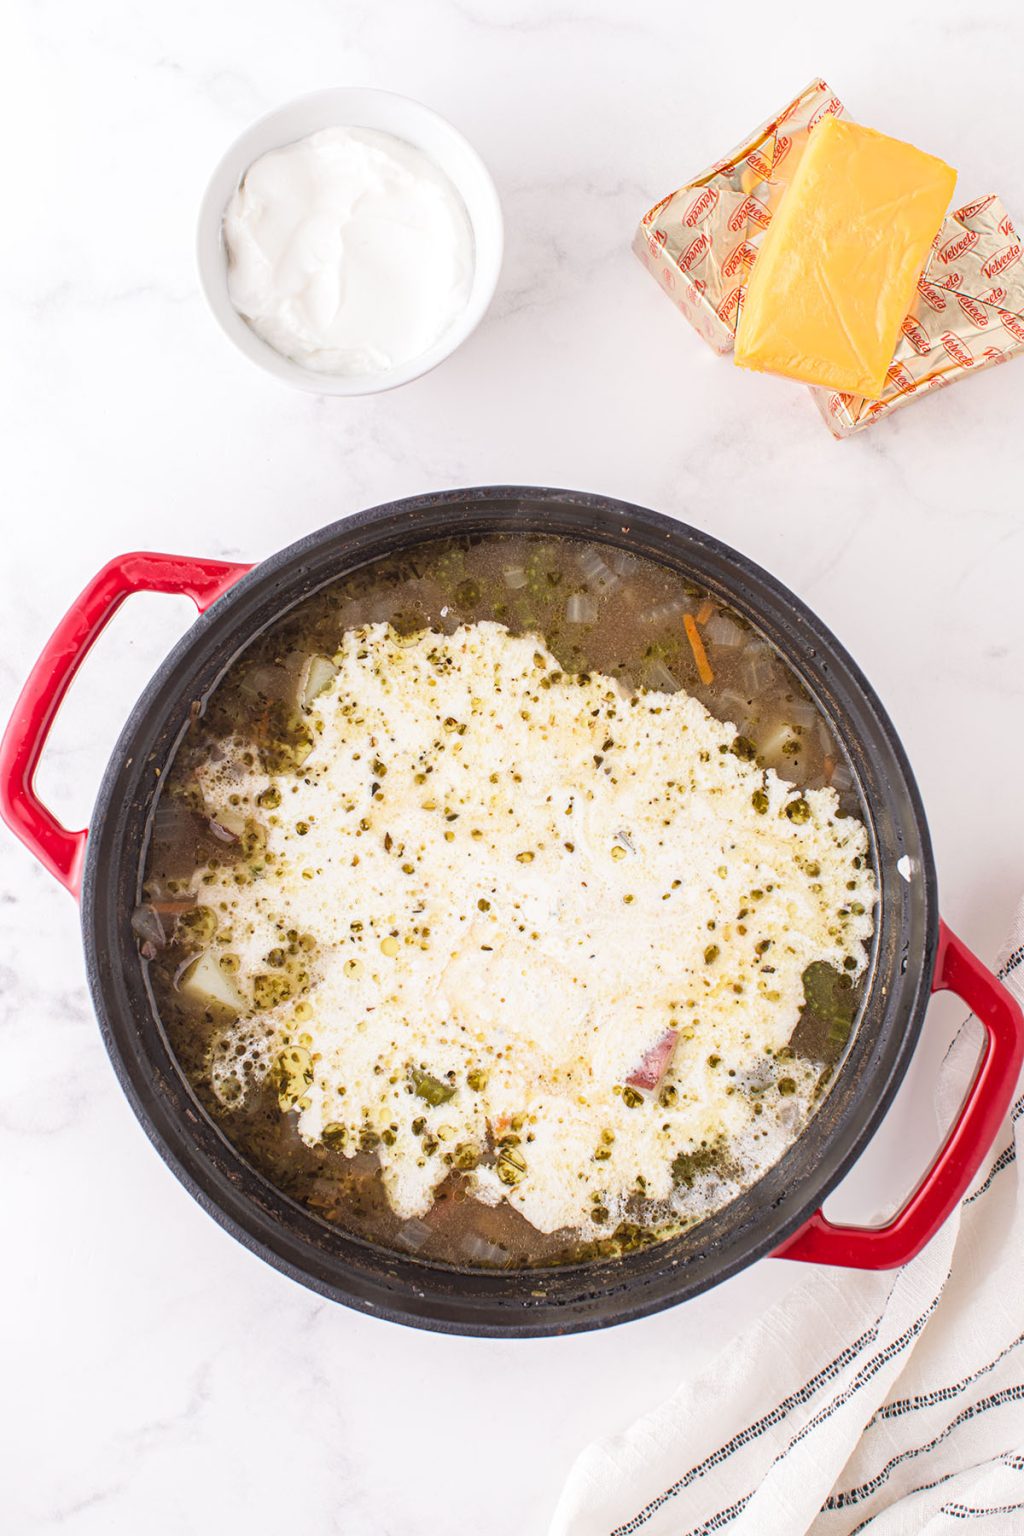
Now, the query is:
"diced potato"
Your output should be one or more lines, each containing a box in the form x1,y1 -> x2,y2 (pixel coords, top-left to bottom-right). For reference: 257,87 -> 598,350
208,806 -> 247,839
300,654 -> 338,711
757,719 -> 800,766
180,949 -> 245,1013
273,1046 -> 313,1110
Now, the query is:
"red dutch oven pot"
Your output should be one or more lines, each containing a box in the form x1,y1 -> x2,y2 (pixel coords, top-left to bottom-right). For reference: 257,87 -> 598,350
2,488 -> 1021,1335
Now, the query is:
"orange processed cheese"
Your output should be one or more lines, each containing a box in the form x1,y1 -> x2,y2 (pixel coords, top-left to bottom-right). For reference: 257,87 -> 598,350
734,116 -> 957,399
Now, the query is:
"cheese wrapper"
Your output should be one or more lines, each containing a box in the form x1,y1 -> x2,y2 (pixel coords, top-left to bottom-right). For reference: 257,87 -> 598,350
812,195 -> 1024,435
734,118 -> 956,398
635,81 -> 1023,435
634,78 -> 846,355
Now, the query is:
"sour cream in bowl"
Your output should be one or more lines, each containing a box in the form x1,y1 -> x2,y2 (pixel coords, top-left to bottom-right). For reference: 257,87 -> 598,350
197,89 -> 503,395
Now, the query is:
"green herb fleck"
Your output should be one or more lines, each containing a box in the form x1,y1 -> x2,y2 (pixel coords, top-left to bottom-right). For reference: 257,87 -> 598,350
410,1068 -> 456,1106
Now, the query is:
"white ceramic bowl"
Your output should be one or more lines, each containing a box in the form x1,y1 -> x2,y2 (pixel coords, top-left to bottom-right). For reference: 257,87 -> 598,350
197,88 -> 503,395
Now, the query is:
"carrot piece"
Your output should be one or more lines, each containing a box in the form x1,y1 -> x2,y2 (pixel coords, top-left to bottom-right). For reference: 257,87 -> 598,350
684,613 -> 714,686
696,598 -> 714,626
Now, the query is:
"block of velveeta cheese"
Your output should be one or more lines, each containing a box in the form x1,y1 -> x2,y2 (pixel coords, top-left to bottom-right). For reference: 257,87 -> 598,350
812,193 -> 1024,435
734,117 -> 957,398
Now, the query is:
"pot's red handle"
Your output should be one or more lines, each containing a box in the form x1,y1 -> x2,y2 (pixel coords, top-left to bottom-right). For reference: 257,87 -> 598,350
774,920 -> 1024,1270
0,552 -> 251,899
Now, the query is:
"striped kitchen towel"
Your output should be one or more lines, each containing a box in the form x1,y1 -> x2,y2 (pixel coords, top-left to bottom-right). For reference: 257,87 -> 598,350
551,903 -> 1024,1536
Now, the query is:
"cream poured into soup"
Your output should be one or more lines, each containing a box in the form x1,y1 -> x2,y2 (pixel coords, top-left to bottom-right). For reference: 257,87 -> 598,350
138,535 -> 876,1267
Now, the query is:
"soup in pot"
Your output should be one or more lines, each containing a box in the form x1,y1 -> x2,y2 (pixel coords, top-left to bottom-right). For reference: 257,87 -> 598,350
137,534 -> 876,1268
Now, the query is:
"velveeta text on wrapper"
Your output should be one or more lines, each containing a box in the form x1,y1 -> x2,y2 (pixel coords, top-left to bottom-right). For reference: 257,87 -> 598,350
633,78 -> 846,356
812,195 -> 1024,436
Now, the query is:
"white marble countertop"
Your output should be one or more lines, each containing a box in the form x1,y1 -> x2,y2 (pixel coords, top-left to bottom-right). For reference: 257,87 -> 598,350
3,4 -> 1023,1532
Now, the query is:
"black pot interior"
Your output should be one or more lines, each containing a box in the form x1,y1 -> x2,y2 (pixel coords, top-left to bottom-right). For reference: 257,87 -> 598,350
82,488 -> 938,1336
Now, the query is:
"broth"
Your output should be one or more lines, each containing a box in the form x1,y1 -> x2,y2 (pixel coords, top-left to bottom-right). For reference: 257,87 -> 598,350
138,533 -> 875,1268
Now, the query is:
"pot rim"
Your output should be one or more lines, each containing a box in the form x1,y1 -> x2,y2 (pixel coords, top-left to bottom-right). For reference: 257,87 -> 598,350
81,486 -> 938,1336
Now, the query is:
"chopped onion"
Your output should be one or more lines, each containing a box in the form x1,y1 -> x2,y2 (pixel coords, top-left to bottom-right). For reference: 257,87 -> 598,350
715,689 -> 754,735
460,1232 -> 509,1267
705,613 -> 743,648
817,719 -> 833,756
643,598 -> 686,626
239,663 -> 291,703
576,547 -> 620,593
645,659 -> 680,695
394,1218 -> 432,1253
830,760 -> 855,794
337,599 -> 369,629
784,697 -> 819,730
502,566 -> 528,590
739,642 -> 777,696
606,548 -> 638,577
130,904 -> 166,951
566,592 -> 598,625
152,798 -> 198,845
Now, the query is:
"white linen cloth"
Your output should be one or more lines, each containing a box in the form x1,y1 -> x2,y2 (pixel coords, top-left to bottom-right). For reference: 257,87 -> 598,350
552,904 -> 1024,1536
